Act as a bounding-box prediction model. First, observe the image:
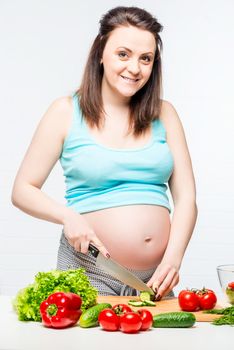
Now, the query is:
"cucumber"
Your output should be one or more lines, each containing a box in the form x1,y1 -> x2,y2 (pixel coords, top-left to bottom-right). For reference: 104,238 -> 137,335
127,290 -> 156,307
153,312 -> 196,328
143,300 -> 156,306
128,300 -> 145,307
79,303 -> 112,328
128,300 -> 156,307
140,291 -> 155,302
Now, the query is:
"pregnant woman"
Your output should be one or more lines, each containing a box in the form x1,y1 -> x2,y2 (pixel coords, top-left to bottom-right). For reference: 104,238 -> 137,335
11,6 -> 197,299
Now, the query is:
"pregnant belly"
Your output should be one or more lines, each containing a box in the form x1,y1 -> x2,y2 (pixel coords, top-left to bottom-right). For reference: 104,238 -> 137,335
82,205 -> 171,270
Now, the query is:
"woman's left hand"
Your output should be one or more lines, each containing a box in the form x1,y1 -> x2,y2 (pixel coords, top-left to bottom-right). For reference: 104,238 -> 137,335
146,263 -> 179,300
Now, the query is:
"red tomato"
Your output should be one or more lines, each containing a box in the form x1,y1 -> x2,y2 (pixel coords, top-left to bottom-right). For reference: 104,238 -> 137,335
228,282 -> 234,290
98,309 -> 119,331
119,312 -> 142,333
137,309 -> 153,331
112,304 -> 132,314
197,288 -> 217,310
178,290 -> 200,312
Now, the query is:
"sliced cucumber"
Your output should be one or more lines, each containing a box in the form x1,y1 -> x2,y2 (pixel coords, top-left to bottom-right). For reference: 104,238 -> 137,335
140,291 -> 155,302
153,312 -> 196,328
143,300 -> 156,306
128,299 -> 156,307
127,290 -> 156,307
128,300 -> 145,307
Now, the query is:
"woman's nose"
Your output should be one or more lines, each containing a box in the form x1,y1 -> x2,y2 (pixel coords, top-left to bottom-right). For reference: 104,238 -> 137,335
127,59 -> 140,75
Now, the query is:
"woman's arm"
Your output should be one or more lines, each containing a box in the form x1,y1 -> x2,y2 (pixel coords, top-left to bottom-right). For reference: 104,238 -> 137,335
147,101 -> 198,298
11,97 -> 110,256
11,96 -> 73,224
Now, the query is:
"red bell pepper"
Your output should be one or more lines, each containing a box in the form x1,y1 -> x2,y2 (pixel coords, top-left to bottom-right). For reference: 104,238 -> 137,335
40,292 -> 82,329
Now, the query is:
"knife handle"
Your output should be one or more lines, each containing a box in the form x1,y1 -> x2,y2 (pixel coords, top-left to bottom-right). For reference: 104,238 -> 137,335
88,244 -> 99,258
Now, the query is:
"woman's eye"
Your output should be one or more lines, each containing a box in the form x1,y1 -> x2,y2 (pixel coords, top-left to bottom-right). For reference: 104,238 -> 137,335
141,56 -> 151,63
118,52 -> 128,58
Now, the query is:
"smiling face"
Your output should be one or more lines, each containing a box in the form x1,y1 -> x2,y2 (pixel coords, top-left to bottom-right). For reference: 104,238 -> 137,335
101,25 -> 156,103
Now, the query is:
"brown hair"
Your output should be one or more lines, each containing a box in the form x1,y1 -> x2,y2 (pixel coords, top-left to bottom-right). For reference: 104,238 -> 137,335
76,6 -> 163,136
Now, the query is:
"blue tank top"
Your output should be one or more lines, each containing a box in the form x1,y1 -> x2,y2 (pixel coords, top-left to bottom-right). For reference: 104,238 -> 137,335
59,94 -> 174,213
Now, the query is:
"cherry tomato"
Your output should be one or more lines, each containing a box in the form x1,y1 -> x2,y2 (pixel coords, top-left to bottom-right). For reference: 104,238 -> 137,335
178,290 -> 200,312
119,312 -> 142,333
137,309 -> 153,331
98,309 -> 119,331
197,288 -> 217,310
228,282 -> 234,290
112,304 -> 132,314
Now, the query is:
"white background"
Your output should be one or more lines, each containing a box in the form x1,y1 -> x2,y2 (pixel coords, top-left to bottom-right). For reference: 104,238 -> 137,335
1,0 -> 233,297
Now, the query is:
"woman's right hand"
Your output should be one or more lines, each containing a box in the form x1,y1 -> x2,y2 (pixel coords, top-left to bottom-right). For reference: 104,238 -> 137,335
63,209 -> 110,258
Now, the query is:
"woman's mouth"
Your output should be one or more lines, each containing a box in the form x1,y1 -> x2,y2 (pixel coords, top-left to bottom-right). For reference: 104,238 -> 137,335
120,75 -> 140,84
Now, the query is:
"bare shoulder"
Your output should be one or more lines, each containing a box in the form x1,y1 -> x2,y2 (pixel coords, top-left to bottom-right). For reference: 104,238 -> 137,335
49,95 -> 72,110
159,100 -> 183,132
159,99 -> 187,148
41,95 -> 73,140
45,96 -> 73,123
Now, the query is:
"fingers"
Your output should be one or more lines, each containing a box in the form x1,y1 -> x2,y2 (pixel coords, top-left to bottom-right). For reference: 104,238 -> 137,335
65,229 -> 110,258
163,274 -> 180,298
73,239 -> 81,252
80,237 -> 90,254
147,264 -> 179,300
147,265 -> 171,291
91,236 -> 110,258
70,236 -> 91,255
155,269 -> 179,299
67,233 -> 88,253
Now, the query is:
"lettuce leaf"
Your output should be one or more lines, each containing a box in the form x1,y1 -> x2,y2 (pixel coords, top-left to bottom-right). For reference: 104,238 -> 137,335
13,269 -> 98,321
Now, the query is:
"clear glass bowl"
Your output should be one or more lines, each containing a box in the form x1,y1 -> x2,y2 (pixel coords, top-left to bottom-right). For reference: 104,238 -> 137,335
217,264 -> 234,304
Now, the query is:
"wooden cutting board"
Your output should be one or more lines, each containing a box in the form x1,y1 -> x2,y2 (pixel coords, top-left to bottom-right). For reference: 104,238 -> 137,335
97,296 -> 224,322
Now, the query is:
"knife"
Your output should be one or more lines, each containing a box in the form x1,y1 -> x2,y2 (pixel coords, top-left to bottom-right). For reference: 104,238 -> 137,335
88,244 -> 155,296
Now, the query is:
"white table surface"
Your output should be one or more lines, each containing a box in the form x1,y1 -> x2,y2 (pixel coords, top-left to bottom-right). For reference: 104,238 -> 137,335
0,295 -> 233,350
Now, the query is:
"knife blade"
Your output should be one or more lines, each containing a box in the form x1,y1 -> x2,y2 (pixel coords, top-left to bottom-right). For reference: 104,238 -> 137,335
88,244 -> 154,296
